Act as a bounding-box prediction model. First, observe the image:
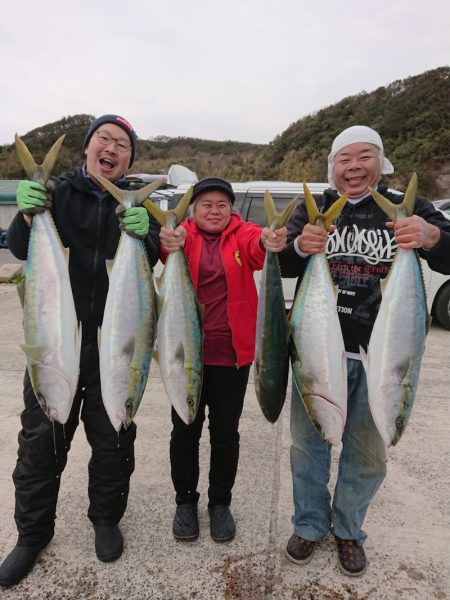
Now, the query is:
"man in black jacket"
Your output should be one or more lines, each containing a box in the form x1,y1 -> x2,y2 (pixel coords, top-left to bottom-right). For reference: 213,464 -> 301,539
0,114 -> 160,587
279,125 -> 450,576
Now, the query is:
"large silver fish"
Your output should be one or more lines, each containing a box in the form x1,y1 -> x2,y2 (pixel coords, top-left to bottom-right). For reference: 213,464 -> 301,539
92,173 -> 163,432
289,185 -> 348,446
143,190 -> 203,425
15,134 -> 81,424
362,174 -> 430,446
254,191 -> 298,423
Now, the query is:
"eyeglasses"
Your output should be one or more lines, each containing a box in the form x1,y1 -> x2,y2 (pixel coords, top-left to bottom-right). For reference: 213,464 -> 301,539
95,130 -> 131,153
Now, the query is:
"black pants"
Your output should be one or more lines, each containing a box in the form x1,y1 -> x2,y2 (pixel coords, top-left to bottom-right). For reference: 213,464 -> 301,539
170,365 -> 250,507
12,339 -> 136,546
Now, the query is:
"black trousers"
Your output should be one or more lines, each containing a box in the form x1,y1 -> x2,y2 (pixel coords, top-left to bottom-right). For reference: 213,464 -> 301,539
12,339 -> 136,546
170,365 -> 250,507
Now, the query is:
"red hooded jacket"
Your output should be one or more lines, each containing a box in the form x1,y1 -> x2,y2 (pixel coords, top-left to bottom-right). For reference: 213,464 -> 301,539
161,213 -> 266,366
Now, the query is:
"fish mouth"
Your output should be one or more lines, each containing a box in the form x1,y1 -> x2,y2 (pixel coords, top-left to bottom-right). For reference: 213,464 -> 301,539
37,392 -> 59,422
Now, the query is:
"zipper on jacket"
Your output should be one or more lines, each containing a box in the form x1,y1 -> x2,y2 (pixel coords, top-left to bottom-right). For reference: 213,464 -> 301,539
218,236 -> 241,370
88,196 -> 104,332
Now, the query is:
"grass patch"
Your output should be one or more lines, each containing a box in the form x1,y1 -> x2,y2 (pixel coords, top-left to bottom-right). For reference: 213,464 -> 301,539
10,274 -> 25,285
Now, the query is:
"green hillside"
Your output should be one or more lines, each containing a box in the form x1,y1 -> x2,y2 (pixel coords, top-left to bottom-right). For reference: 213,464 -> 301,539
0,66 -> 448,198
268,66 -> 450,197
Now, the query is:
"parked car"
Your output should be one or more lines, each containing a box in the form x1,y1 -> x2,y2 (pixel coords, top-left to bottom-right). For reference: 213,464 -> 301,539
431,199 -> 450,214
156,178 -> 450,330
426,201 -> 450,329
232,184 -> 450,330
0,227 -> 8,249
125,164 -> 198,211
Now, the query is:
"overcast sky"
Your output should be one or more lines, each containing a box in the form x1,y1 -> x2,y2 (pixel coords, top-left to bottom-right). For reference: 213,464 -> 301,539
1,0 -> 448,146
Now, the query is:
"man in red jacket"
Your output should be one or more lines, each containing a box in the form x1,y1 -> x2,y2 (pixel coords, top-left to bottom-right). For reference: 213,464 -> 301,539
160,176 -> 286,543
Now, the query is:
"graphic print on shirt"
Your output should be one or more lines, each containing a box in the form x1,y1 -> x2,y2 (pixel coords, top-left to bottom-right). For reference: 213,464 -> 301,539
325,206 -> 397,353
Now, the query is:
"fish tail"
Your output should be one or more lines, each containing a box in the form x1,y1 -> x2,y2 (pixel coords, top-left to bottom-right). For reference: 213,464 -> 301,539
322,191 -> 348,228
134,179 -> 165,204
263,191 -> 277,227
303,183 -> 322,225
41,135 -> 66,183
15,134 -> 38,179
93,173 -> 125,204
263,190 -> 299,229
369,173 -> 418,220
91,173 -> 164,207
15,133 -> 65,184
303,182 -> 347,228
144,186 -> 193,227
172,186 -> 194,225
143,197 -> 167,225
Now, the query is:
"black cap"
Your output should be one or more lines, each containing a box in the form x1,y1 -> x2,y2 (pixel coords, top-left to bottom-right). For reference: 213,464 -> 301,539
191,177 -> 235,204
83,114 -> 138,167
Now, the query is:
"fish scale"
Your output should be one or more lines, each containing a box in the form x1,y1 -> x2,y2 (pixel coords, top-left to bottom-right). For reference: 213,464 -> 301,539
254,191 -> 298,423
92,173 -> 162,432
362,174 -> 429,446
289,185 -> 348,446
99,231 -> 156,431
155,245 -> 203,423
143,188 -> 203,425
15,134 -> 81,424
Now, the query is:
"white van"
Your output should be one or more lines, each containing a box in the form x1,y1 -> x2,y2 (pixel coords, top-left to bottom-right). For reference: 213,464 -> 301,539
151,178 -> 450,331
125,164 -> 198,212
235,182 -> 450,330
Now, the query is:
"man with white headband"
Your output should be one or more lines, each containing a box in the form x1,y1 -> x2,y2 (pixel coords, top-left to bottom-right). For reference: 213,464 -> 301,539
279,125 -> 450,576
327,125 -> 394,191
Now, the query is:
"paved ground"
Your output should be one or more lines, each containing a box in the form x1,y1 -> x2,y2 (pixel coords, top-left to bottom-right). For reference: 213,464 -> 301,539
0,249 -> 22,267
0,281 -> 449,600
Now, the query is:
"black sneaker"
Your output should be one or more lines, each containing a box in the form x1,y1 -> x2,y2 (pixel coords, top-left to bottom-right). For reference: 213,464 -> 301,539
93,523 -> 123,563
335,537 -> 367,576
285,534 -> 316,565
208,505 -> 235,542
173,504 -> 199,541
0,536 -> 53,587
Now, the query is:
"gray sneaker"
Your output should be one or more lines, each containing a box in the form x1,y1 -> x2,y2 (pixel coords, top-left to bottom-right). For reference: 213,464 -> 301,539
209,505 -> 236,542
172,504 -> 199,541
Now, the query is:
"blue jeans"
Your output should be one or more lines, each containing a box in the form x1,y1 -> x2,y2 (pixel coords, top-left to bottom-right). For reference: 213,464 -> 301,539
289,358 -> 387,545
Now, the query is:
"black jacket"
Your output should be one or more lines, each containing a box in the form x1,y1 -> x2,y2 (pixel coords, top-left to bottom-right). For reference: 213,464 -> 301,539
279,185 -> 450,353
8,168 -> 161,340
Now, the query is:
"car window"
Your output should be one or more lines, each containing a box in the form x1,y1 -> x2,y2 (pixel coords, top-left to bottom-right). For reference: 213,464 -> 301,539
241,193 -> 304,226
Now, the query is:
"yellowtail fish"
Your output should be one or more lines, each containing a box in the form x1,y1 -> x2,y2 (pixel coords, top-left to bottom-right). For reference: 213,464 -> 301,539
144,190 -> 203,424
15,134 -> 81,424
92,173 -> 162,432
289,185 -> 348,446
362,174 -> 430,446
254,191 -> 298,423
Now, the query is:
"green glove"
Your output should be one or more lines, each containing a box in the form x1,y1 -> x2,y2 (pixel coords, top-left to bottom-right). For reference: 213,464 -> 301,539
16,180 -> 51,215
117,205 -> 149,239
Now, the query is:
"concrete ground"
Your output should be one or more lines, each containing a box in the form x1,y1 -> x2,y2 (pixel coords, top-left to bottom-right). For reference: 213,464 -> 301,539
0,249 -> 22,267
0,280 -> 449,600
